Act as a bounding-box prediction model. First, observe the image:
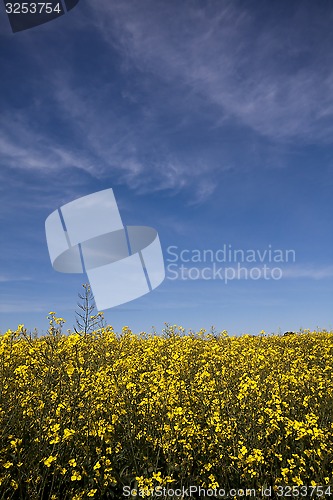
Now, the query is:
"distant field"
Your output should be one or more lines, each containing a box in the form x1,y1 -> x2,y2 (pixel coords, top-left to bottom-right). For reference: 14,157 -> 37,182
0,315 -> 332,499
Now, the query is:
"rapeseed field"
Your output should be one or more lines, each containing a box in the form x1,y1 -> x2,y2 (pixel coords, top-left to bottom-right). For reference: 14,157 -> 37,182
0,313 -> 332,499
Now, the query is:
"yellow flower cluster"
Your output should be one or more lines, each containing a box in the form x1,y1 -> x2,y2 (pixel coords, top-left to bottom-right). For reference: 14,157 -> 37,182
0,315 -> 332,498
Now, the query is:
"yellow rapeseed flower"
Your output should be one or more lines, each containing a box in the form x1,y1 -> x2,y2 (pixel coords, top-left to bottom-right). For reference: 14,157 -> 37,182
43,456 -> 57,468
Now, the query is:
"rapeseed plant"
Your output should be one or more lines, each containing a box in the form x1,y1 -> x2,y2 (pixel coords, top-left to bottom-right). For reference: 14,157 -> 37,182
0,314 -> 332,498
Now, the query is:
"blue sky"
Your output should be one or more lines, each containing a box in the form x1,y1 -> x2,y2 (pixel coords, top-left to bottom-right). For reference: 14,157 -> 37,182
0,0 -> 332,335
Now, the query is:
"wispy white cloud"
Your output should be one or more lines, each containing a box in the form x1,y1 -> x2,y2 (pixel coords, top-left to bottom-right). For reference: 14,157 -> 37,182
0,303 -> 46,314
281,264 -> 333,280
87,0 -> 333,142
47,71 -> 224,202
0,112 -> 96,174
3,0 -> 333,206
0,275 -> 32,283
0,88 -> 223,205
